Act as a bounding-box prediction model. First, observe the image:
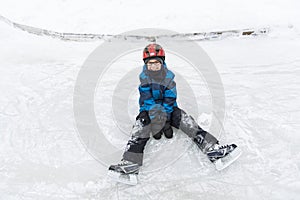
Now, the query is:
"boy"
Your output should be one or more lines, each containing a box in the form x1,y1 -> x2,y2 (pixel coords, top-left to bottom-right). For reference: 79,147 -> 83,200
108,44 -> 241,185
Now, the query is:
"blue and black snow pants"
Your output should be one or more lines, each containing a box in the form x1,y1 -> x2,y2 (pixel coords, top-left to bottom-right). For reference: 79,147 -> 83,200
122,107 -> 218,166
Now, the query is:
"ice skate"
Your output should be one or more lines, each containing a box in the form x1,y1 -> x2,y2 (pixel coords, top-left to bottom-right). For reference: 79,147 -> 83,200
207,143 -> 242,171
107,160 -> 140,185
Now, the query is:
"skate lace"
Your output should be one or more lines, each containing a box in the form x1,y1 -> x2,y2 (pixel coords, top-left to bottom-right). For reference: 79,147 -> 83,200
218,145 -> 230,149
118,160 -> 132,166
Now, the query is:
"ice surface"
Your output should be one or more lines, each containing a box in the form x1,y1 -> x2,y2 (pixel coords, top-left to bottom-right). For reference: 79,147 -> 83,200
1,0 -> 300,199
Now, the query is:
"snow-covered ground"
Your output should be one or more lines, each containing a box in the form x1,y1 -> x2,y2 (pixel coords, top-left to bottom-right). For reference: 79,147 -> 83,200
1,0 -> 300,199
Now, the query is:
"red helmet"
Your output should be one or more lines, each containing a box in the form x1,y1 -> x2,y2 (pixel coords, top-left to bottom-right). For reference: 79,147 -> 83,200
143,44 -> 165,62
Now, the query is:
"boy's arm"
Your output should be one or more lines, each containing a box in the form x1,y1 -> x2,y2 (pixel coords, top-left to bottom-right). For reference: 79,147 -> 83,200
139,84 -> 156,112
138,75 -> 155,112
163,79 -> 177,120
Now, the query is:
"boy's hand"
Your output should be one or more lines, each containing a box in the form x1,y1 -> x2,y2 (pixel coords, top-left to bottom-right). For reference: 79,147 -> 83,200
153,121 -> 173,140
136,111 -> 151,126
162,121 -> 173,138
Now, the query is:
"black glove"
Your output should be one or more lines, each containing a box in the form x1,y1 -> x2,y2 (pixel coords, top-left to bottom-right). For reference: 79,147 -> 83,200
136,111 -> 151,126
170,107 -> 181,129
162,121 -> 173,139
152,121 -> 173,140
152,130 -> 163,140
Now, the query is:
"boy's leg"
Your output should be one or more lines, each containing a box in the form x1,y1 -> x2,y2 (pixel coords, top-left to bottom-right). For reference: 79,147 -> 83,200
171,107 -> 218,153
122,120 -> 151,166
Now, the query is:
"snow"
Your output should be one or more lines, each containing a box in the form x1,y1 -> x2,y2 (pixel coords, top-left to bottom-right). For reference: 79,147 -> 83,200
1,0 -> 300,199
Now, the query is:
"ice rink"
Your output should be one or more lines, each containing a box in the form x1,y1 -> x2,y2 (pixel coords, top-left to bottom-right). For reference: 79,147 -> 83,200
1,0 -> 300,199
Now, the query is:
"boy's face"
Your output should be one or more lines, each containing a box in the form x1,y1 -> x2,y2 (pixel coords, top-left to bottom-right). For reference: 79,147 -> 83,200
146,59 -> 162,71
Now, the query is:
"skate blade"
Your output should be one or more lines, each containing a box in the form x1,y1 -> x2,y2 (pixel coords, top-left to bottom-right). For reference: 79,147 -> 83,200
214,146 -> 242,171
107,170 -> 138,186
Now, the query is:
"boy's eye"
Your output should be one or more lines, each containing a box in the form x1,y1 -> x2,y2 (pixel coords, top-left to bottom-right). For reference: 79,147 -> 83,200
147,61 -> 161,66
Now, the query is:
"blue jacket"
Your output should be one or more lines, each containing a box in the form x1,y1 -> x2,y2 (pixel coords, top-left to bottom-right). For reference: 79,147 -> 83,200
138,63 -> 178,119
